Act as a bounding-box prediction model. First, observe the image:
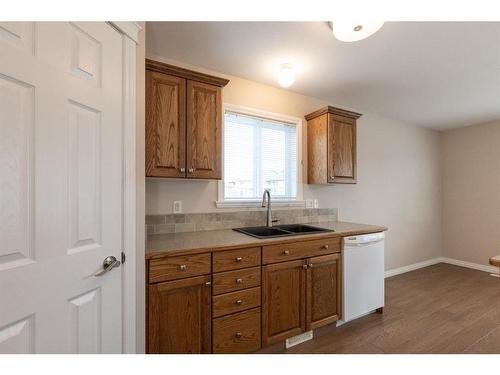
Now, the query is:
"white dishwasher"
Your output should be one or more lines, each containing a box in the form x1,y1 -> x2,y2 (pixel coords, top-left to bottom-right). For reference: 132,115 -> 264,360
341,232 -> 385,324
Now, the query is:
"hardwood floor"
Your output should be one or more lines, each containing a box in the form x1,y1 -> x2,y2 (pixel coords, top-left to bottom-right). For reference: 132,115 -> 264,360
258,263 -> 500,354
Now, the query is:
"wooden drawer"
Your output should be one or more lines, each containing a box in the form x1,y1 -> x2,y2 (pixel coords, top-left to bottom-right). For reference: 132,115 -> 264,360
213,247 -> 261,272
212,266 -> 261,295
213,308 -> 261,354
212,287 -> 261,318
149,253 -> 211,283
263,237 -> 341,264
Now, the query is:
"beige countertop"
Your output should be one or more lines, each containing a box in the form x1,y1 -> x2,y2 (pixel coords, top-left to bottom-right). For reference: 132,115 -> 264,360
146,221 -> 387,259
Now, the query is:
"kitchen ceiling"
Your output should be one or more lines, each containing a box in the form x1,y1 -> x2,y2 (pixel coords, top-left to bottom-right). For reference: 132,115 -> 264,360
146,22 -> 500,130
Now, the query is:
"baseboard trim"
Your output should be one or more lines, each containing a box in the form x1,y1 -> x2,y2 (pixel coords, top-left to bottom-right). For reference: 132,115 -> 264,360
385,258 -> 441,278
385,257 -> 499,278
440,257 -> 498,274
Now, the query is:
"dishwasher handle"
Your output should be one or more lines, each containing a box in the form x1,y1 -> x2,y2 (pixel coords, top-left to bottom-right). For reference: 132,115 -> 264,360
343,232 -> 385,246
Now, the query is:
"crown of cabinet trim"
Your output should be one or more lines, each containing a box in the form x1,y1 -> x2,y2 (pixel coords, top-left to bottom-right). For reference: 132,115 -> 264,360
146,58 -> 229,87
304,106 -> 362,121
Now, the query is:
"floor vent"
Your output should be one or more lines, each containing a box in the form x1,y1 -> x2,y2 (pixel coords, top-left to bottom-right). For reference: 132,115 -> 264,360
285,330 -> 313,349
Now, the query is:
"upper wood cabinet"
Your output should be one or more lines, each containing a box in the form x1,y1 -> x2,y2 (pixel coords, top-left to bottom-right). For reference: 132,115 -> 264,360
146,70 -> 186,178
306,106 -> 362,184
145,59 -> 229,179
187,80 -> 222,179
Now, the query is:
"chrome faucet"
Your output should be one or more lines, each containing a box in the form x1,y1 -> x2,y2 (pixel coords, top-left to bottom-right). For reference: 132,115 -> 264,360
261,189 -> 277,227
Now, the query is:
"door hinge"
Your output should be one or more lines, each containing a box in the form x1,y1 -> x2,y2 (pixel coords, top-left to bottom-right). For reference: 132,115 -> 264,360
121,251 -> 126,264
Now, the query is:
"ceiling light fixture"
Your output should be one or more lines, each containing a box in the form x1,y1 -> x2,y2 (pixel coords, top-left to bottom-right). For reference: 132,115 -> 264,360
277,63 -> 295,88
330,21 -> 384,42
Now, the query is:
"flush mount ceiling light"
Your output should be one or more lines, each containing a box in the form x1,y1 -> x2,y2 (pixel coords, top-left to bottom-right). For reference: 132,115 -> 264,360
277,63 -> 295,88
330,21 -> 384,42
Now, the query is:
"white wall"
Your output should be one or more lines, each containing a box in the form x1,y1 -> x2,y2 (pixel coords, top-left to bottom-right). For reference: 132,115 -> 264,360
442,119 -> 500,266
145,55 -> 443,271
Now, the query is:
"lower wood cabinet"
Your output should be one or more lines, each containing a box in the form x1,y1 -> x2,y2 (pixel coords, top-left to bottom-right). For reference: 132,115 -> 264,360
262,259 -> 307,346
262,254 -> 341,346
148,275 -> 211,354
146,238 -> 345,353
212,308 -> 261,354
306,253 -> 341,330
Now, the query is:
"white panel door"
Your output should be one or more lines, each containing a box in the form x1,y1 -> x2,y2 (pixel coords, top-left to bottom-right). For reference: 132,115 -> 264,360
0,22 -> 123,353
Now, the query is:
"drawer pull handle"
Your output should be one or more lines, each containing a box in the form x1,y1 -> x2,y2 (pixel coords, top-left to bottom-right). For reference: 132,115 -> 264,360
179,264 -> 187,271
235,257 -> 243,262
235,299 -> 243,305
283,250 -> 290,255
235,332 -> 242,339
236,278 -> 243,284
322,245 -> 329,250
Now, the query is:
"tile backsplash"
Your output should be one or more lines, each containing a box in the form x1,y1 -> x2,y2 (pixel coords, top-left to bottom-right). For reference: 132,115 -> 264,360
146,208 -> 338,235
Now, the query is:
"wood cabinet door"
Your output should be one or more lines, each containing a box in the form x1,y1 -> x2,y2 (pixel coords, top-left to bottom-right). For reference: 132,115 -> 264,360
147,275 -> 211,353
328,114 -> 356,183
186,80 -> 222,179
262,259 -> 307,346
146,70 -> 186,177
306,253 -> 341,331
307,114 -> 328,184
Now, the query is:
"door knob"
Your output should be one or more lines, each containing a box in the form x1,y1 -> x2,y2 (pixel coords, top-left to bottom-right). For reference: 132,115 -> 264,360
93,256 -> 121,277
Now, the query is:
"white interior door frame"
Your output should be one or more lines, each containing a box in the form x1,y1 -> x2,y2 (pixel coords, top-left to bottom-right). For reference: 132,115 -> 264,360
108,21 -> 142,354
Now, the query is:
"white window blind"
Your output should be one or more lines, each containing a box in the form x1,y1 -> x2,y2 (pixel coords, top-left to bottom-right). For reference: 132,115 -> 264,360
223,110 -> 297,201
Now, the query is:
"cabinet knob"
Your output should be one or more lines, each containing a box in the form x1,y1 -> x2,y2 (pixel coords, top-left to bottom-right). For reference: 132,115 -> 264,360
179,264 -> 187,271
322,245 -> 329,250
308,263 -> 314,269
302,264 -> 308,270
179,167 -> 185,173
205,281 -> 211,286
283,250 -> 290,255
235,256 -> 243,262
188,168 -> 195,173
235,332 -> 242,339
236,278 -> 243,284
235,299 -> 243,305
330,176 -> 335,181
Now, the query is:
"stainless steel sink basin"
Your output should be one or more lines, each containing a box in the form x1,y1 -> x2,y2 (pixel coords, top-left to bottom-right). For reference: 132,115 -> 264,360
233,224 -> 333,239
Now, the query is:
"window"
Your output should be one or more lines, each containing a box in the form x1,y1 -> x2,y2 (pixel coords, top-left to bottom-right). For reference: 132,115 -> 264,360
217,106 -> 302,207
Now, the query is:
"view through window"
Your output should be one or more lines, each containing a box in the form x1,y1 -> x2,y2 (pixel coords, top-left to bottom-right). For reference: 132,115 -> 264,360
223,110 -> 297,201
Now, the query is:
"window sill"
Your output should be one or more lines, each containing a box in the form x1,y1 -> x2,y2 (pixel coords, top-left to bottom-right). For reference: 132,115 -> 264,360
215,200 -> 305,209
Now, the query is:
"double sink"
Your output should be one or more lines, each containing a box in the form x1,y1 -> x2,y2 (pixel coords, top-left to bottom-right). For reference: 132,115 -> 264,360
233,224 -> 333,239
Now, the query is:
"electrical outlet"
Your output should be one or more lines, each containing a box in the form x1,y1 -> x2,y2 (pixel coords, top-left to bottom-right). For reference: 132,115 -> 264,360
173,201 -> 182,214
313,199 -> 319,208
305,199 -> 314,208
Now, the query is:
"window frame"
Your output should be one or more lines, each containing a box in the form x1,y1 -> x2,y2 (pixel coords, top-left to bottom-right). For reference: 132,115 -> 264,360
216,103 -> 304,208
